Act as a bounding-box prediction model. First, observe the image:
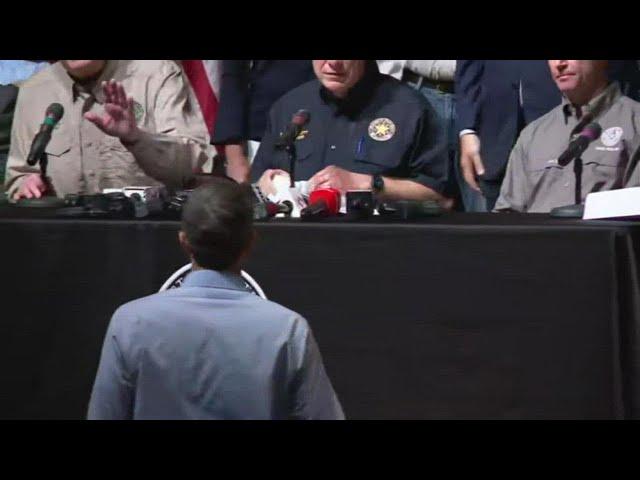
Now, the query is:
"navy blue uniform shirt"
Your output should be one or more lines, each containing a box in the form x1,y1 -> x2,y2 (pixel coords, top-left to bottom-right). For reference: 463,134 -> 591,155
251,67 -> 448,193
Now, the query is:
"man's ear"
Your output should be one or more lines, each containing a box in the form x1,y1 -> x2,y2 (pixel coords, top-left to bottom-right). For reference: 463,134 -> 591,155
178,231 -> 192,257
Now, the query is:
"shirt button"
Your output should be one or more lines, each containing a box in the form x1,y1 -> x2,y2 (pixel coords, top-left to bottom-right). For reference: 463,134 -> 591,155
330,145 -> 336,150
564,182 -> 570,187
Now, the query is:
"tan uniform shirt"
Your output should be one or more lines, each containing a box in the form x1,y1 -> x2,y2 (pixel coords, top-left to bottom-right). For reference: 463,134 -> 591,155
495,83 -> 640,213
4,60 -> 211,199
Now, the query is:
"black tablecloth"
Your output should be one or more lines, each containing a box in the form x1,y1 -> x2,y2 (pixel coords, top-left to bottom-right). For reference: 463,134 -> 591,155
1,208 -> 639,419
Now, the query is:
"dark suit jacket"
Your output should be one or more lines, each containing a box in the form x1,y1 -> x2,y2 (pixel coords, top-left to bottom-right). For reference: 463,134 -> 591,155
455,60 -> 561,183
0,84 -> 18,153
212,60 -> 315,145
609,60 -> 640,101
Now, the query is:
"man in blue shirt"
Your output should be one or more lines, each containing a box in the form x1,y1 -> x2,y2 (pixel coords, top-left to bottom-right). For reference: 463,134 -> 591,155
88,179 -> 344,420
251,60 -> 451,206
0,60 -> 49,86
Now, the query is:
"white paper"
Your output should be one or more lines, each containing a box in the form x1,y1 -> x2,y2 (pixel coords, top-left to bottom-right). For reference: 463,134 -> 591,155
583,187 -> 640,220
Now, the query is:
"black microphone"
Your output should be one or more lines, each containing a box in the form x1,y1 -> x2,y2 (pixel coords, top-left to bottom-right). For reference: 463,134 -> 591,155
558,122 -> 602,167
250,183 -> 293,219
27,103 -> 64,166
275,109 -> 310,149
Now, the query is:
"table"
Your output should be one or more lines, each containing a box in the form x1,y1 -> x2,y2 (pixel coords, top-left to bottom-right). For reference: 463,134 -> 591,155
1,208 -> 639,419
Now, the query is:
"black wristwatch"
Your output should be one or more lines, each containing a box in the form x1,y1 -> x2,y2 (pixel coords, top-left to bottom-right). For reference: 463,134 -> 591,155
372,173 -> 385,193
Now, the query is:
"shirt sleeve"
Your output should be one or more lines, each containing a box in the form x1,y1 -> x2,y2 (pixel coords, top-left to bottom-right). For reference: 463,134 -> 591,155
455,60 -> 484,134
623,134 -> 640,187
249,105 -> 279,183
211,60 -> 250,145
287,316 -> 345,420
125,63 -> 211,189
87,309 -> 135,420
494,134 -> 529,212
4,84 -> 39,199
376,60 -> 406,80
402,102 -> 448,193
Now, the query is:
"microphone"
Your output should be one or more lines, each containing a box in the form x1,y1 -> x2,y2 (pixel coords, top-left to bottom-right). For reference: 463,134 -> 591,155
27,103 -> 64,166
275,109 -> 310,149
250,183 -> 293,219
265,200 -> 293,217
558,122 -> 602,167
254,200 -> 294,220
300,188 -> 340,220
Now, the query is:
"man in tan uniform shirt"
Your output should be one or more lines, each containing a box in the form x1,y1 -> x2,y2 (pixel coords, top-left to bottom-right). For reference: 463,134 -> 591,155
4,60 -> 211,200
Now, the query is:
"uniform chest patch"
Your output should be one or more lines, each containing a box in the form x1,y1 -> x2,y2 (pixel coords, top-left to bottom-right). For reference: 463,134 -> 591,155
601,127 -> 623,147
368,118 -> 396,141
132,101 -> 144,123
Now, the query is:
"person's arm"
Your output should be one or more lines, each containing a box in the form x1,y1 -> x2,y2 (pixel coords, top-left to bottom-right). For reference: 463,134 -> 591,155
309,102 -> 451,206
4,84 -> 46,200
250,106 -> 280,183
224,143 -> 250,183
456,60 -> 486,192
459,133 -> 485,192
623,135 -> 640,187
211,60 -> 250,146
288,316 -> 344,420
87,310 -> 135,420
85,64 -> 210,190
308,165 -> 445,202
455,60 -> 483,135
211,61 -> 252,183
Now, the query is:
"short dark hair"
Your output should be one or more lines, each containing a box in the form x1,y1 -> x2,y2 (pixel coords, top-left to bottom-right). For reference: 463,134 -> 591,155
181,179 -> 254,271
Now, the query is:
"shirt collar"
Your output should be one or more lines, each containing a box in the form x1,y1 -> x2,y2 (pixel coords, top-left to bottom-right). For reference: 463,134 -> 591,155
50,60 -> 119,103
181,268 -> 251,293
562,81 -> 621,123
318,62 -> 382,116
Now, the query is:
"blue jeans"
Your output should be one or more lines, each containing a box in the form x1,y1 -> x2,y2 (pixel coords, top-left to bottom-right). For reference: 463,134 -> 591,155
409,82 -> 487,212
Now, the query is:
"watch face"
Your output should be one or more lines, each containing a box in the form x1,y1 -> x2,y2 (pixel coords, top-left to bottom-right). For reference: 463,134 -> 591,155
373,174 -> 384,191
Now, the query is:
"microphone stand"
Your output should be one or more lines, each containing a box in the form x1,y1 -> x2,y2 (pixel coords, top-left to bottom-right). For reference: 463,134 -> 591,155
284,142 -> 296,188
549,155 -> 585,218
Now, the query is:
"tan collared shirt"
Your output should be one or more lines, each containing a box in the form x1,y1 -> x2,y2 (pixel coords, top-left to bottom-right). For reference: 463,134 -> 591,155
376,60 -> 456,82
495,82 -> 640,213
4,60 -> 211,199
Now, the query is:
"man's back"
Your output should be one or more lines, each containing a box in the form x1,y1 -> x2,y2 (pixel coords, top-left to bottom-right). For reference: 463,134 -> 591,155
88,269 -> 344,420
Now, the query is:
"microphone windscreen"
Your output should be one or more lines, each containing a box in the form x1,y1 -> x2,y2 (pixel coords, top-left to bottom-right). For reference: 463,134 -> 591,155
309,188 -> 340,214
291,109 -> 310,127
45,103 -> 64,122
581,122 -> 602,141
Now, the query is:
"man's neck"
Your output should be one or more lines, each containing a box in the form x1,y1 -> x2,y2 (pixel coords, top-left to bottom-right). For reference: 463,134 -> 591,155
191,262 -> 242,274
566,80 -> 609,108
66,62 -> 107,86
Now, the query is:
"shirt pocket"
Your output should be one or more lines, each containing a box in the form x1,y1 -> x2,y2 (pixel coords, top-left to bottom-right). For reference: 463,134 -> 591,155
44,134 -> 71,158
293,137 -> 314,161
98,136 -> 144,184
524,155 -> 567,188
353,134 -> 404,174
583,150 -> 625,188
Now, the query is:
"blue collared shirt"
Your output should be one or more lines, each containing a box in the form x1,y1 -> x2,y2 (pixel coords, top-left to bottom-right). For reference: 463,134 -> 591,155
0,60 -> 49,85
88,269 -> 344,420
